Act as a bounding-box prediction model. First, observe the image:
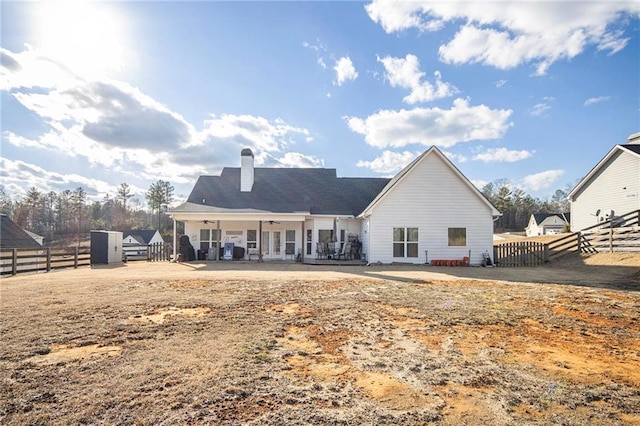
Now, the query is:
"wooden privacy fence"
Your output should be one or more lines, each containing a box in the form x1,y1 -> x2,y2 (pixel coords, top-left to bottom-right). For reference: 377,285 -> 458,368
0,247 -> 90,276
495,209 -> 639,267
146,242 -> 172,262
493,241 -> 547,267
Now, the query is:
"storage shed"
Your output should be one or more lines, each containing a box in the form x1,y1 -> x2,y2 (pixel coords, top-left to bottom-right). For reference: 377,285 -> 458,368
90,230 -> 123,265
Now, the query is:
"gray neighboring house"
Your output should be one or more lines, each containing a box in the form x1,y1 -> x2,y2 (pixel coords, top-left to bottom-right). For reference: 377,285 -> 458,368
0,214 -> 43,249
168,147 -> 500,265
568,132 -> 640,231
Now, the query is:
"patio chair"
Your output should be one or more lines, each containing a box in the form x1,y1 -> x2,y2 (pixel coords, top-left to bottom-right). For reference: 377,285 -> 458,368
316,242 -> 326,259
285,246 -> 296,260
327,242 -> 337,259
336,242 -> 352,260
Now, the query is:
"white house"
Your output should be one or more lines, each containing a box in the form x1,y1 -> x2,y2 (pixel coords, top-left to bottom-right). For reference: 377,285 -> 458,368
122,229 -> 164,259
568,132 -> 640,231
525,213 -> 570,237
168,147 -> 500,265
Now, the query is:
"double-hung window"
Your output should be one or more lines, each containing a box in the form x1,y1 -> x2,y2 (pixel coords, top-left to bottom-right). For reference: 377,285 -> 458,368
285,230 -> 296,255
448,228 -> 467,246
393,227 -> 418,258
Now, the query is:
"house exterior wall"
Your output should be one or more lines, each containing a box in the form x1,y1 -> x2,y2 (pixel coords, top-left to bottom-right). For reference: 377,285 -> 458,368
525,216 -> 541,237
570,151 -> 640,231
148,232 -> 164,245
184,219 -> 304,259
366,154 -> 494,265
360,219 -> 370,261
539,216 -> 568,234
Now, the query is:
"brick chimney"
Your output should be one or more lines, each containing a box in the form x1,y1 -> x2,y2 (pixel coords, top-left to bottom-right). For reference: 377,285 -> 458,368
240,148 -> 254,192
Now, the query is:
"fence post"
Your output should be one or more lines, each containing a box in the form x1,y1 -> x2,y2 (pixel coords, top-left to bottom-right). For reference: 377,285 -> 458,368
12,248 -> 17,276
609,225 -> 613,253
74,246 -> 79,268
46,248 -> 51,272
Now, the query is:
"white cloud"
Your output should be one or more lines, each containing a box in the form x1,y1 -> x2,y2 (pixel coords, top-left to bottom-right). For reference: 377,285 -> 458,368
365,1 -> 638,74
473,147 -> 534,162
344,98 -> 513,148
584,96 -> 611,106
0,157 -> 122,200
495,79 -> 507,88
531,103 -> 551,117
442,151 -> 469,163
274,152 -> 324,168
334,56 -> 358,86
377,54 -> 457,103
356,150 -> 418,174
2,43 -> 316,191
303,40 -> 328,69
470,179 -> 490,191
523,169 -> 565,191
196,114 -> 312,168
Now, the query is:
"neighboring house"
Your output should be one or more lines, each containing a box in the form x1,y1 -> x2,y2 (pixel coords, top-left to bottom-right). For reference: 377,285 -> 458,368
122,230 -> 164,259
24,229 -> 45,246
168,147 -> 500,265
0,214 -> 43,249
525,213 -> 570,237
568,132 -> 640,232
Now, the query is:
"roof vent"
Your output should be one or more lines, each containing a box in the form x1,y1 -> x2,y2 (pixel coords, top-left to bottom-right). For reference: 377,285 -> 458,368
240,148 -> 254,192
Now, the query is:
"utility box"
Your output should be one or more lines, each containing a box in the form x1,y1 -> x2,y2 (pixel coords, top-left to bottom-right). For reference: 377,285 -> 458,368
91,230 -> 123,265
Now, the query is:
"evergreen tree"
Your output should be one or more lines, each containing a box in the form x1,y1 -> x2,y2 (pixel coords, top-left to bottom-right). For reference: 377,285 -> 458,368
146,180 -> 174,231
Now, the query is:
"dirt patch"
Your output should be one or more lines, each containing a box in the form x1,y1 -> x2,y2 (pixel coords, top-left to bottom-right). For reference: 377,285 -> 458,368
1,256 -> 639,424
128,306 -> 211,324
27,343 -> 122,365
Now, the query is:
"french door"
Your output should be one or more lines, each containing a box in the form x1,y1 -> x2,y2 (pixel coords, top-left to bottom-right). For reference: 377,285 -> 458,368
261,231 -> 281,259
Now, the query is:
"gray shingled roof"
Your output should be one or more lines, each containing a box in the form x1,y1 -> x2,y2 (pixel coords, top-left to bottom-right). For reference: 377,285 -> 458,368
622,144 -> 640,155
185,167 -> 390,216
122,230 -> 160,245
0,214 -> 43,249
532,213 -> 570,224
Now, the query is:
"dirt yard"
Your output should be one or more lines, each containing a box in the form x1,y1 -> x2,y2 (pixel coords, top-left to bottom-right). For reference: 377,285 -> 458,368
1,253 -> 639,425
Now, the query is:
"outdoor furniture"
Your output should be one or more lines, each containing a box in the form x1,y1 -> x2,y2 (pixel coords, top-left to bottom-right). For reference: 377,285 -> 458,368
247,248 -> 259,260
336,242 -> 352,260
327,242 -> 337,259
285,246 -> 295,260
316,242 -> 327,259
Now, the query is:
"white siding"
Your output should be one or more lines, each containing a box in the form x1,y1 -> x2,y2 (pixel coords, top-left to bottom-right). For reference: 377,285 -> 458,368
571,151 -> 640,231
525,216 -> 541,237
184,220 -> 303,259
367,154 -> 494,265
360,219 -> 370,261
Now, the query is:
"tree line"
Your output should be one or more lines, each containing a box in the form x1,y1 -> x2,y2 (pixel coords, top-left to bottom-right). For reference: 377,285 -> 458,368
0,180 -> 175,246
0,178 -> 572,246
481,179 -> 572,233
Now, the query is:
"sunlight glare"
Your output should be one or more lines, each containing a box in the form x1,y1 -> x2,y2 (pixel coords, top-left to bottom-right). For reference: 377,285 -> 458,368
35,1 -> 127,79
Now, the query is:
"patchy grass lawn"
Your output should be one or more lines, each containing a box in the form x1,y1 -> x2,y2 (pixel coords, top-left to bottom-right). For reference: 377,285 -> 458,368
1,257 -> 639,425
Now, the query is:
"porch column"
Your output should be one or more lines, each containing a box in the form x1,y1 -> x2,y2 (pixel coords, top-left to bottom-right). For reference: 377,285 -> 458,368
172,218 -> 177,262
216,220 -> 220,261
258,220 -> 263,262
301,220 -> 305,262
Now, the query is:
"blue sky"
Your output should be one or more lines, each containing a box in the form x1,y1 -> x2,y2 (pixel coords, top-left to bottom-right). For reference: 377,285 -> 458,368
1,1 -> 639,205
